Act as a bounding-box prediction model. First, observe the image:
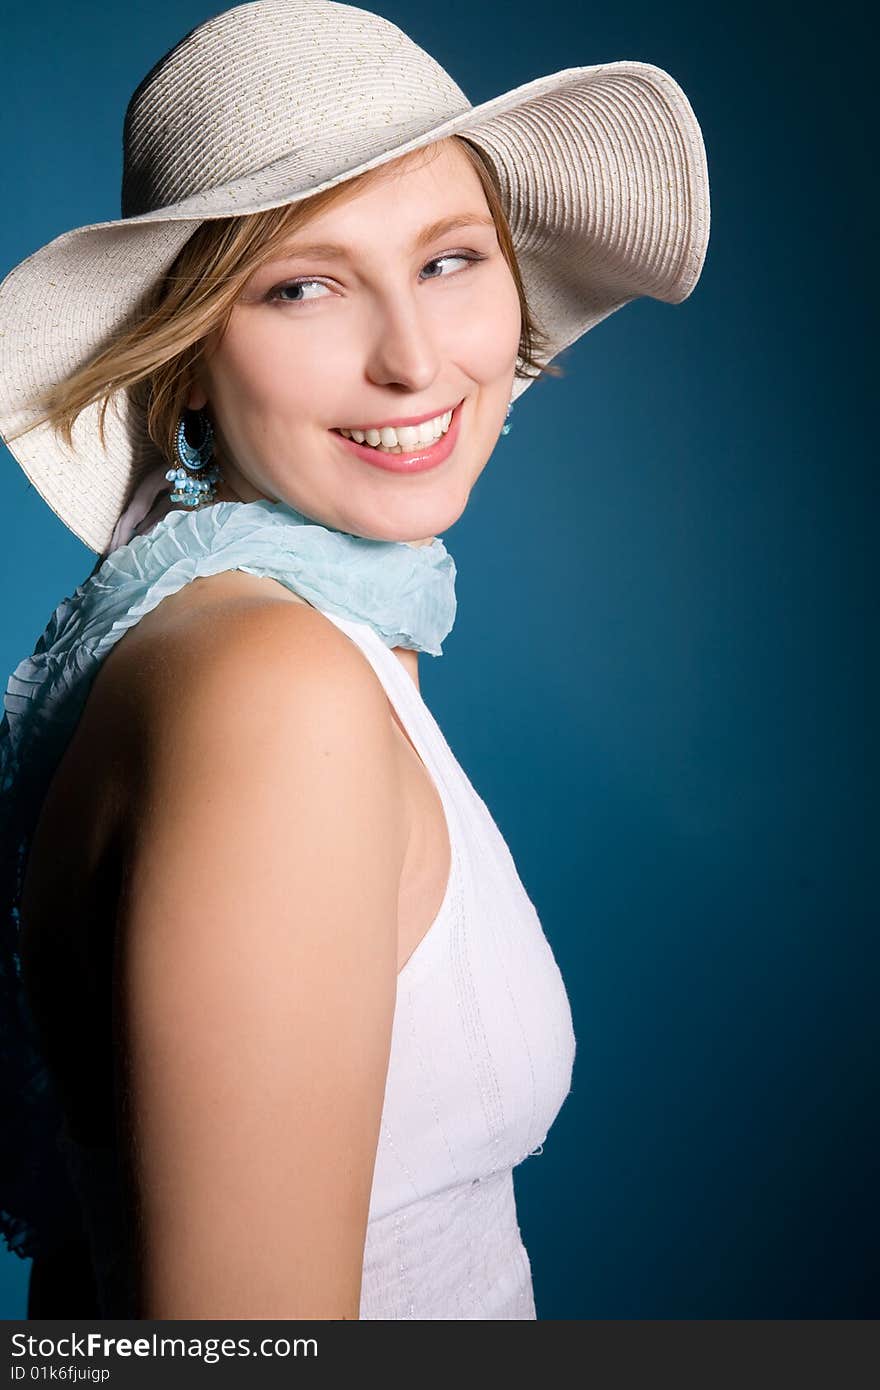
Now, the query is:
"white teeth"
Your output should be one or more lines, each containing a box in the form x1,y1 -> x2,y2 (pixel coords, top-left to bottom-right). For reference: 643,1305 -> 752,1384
338,408 -> 454,452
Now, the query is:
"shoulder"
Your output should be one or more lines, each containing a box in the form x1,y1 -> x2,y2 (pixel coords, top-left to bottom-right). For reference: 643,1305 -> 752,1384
106,566 -> 343,677
93,569 -> 402,829
101,569 -> 384,735
113,569 -> 409,943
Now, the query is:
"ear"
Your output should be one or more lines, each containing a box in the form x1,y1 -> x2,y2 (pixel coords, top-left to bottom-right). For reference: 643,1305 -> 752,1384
186,384 -> 209,411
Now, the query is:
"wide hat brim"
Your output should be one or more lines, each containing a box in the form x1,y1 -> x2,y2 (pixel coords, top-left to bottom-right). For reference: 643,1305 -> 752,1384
0,59 -> 710,555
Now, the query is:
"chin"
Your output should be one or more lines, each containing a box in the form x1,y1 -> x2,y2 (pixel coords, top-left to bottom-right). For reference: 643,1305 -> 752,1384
276,480 -> 469,544
369,487 -> 471,544
365,507 -> 464,545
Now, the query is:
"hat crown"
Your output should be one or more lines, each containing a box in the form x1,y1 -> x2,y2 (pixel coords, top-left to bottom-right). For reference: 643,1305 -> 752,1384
121,0 -> 471,218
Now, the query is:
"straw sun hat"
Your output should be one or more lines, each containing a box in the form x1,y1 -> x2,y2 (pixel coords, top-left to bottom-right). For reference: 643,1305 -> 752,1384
0,0 -> 710,555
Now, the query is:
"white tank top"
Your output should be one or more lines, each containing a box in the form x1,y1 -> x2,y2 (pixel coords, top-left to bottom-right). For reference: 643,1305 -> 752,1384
57,604 -> 577,1320
317,610 -> 577,1319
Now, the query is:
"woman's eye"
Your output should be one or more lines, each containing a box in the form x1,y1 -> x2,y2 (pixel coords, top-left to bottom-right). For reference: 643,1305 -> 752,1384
268,279 -> 331,304
267,251 -> 485,305
419,252 -> 484,280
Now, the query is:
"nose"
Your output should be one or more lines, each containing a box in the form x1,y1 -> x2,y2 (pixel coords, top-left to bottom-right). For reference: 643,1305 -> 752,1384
364,293 -> 440,394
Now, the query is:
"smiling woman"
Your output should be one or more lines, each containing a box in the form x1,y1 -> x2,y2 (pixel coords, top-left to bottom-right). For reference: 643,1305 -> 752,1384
178,139 -> 532,543
0,0 -> 709,1321
18,136 -> 557,550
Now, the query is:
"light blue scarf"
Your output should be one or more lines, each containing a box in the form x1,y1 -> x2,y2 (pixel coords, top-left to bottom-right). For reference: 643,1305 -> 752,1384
0,497 -> 457,1261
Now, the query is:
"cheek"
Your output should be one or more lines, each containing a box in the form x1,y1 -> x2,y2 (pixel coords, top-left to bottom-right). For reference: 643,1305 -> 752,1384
211,313 -> 329,413
451,268 -> 522,380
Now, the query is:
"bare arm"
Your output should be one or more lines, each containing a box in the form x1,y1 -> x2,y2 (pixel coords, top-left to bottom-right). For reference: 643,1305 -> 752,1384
113,601 -> 407,1318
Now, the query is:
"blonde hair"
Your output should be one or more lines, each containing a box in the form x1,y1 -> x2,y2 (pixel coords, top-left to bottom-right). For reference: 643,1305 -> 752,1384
11,137 -> 562,491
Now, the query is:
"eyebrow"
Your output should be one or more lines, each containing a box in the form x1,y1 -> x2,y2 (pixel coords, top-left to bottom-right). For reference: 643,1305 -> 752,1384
267,213 -> 496,264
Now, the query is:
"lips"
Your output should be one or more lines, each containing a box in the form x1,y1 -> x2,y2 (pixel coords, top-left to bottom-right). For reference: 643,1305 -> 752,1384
330,398 -> 464,474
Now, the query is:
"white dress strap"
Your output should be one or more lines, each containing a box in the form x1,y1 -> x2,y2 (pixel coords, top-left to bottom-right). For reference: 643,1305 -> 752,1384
312,606 -> 465,985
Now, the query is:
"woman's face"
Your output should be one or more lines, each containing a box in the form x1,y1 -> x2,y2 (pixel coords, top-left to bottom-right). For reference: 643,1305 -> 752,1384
188,139 -> 522,544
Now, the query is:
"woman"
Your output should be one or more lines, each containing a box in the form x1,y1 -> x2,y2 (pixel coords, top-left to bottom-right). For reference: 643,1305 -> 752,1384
0,0 -> 710,1318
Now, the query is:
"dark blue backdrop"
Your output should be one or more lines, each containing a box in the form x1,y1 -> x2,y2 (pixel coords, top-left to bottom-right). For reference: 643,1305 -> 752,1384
0,1 -> 874,1319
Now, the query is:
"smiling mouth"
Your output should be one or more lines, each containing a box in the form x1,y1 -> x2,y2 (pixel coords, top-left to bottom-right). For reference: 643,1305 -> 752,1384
330,400 -> 463,455
330,398 -> 464,474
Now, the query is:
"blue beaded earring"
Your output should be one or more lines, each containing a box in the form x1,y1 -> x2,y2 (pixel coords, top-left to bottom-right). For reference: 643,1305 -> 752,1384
501,399 -> 514,436
166,408 -> 222,507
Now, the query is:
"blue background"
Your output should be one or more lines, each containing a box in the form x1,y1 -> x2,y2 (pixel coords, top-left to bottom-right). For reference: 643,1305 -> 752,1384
0,1 -> 874,1319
